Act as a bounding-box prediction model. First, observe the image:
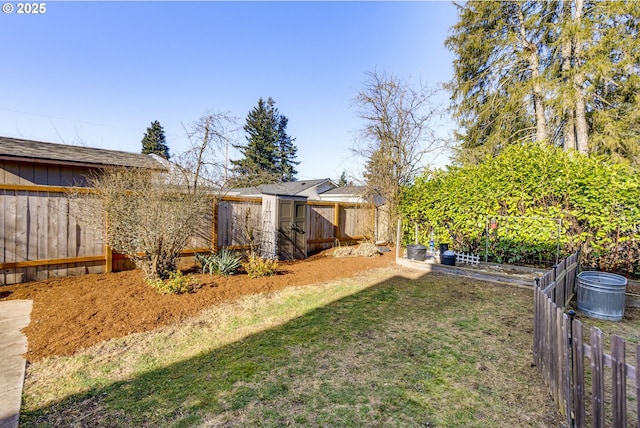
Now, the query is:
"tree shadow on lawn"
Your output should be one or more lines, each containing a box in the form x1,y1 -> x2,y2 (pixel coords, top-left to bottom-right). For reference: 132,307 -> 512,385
21,272 -> 561,427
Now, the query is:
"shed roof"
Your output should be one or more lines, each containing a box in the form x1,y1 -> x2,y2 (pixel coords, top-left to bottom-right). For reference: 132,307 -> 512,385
0,136 -> 164,170
229,178 -> 333,197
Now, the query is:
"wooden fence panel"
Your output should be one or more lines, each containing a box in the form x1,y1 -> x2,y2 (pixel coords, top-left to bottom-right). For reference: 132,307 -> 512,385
4,190 -> 21,284
339,204 -> 373,240
307,204 -> 335,252
26,191 -> 38,281
35,190 -> 48,280
216,200 -> 264,249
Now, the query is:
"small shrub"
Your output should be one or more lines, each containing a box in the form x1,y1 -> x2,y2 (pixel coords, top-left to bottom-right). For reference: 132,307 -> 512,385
196,248 -> 242,276
194,252 -> 214,274
147,270 -> 200,295
243,255 -> 279,278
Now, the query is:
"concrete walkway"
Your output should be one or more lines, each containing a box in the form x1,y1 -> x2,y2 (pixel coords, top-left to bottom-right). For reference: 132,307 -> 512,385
0,300 -> 32,428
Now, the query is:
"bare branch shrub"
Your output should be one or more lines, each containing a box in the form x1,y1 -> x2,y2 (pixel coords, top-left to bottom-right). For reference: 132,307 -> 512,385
74,166 -> 210,280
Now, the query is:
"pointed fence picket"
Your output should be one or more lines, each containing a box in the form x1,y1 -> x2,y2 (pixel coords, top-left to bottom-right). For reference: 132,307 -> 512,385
533,251 -> 639,427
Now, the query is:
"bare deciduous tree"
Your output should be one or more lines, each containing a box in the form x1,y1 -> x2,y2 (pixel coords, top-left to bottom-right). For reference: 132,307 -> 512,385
176,111 -> 239,192
353,70 -> 445,241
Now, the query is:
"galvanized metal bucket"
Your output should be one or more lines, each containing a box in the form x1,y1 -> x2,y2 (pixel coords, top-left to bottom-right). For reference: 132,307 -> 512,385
576,271 -> 628,321
406,244 -> 428,261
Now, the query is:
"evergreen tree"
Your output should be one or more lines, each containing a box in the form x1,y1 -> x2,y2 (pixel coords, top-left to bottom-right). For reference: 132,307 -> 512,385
231,98 -> 299,184
141,120 -> 170,159
445,1 -> 553,163
446,0 -> 640,165
338,171 -> 350,186
275,114 -> 298,182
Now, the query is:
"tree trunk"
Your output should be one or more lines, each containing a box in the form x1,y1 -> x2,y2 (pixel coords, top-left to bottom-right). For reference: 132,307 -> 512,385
573,0 -> 589,154
518,6 -> 547,143
561,0 -> 577,151
531,55 -> 547,144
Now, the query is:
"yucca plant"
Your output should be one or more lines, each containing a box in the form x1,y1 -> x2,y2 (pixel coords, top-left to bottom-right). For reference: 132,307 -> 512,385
194,252 -> 215,274
196,248 -> 242,276
212,248 -> 242,276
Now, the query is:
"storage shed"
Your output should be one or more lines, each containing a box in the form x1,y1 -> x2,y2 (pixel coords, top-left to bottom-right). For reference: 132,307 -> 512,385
260,194 -> 307,260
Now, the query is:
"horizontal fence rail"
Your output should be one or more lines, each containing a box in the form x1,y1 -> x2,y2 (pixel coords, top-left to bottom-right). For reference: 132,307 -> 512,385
533,251 -> 639,427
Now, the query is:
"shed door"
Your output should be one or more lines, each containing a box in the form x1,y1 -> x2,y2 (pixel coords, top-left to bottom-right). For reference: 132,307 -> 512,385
278,199 -> 306,260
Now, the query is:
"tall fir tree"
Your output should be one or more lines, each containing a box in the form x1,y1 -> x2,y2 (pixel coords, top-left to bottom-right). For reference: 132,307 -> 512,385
231,97 -> 299,185
141,120 -> 170,159
446,0 -> 640,165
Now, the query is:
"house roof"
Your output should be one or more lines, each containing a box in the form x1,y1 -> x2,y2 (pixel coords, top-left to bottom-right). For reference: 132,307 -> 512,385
229,178 -> 334,197
0,136 -> 164,170
321,185 -> 367,196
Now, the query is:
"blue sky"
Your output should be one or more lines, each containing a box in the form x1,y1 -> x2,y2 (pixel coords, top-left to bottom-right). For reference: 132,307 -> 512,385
1,1 -> 458,181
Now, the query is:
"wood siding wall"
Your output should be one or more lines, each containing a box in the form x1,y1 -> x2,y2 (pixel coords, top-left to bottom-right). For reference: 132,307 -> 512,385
0,159 -> 93,186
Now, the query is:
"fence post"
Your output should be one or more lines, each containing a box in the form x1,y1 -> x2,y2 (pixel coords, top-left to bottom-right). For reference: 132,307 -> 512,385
556,219 -> 561,265
572,319 -> 585,428
395,218 -> 402,262
533,277 -> 541,366
552,265 -> 558,305
567,310 -> 576,428
212,198 -> 218,251
334,202 -> 340,243
636,344 -> 640,426
104,212 -> 112,273
104,245 -> 113,273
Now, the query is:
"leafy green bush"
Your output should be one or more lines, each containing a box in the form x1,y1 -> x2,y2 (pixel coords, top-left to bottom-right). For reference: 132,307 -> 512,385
147,270 -> 200,294
243,255 -> 279,278
400,144 -> 640,273
196,248 -> 242,276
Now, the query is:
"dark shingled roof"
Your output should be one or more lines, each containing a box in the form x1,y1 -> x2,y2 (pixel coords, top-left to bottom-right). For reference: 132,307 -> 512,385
0,136 -> 164,169
231,179 -> 332,196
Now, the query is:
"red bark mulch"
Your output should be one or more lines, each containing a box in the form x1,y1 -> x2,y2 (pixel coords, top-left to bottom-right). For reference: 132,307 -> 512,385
0,249 -> 395,362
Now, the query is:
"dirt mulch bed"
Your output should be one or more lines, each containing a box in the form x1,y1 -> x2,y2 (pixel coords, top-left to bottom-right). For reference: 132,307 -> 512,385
0,249 -> 395,362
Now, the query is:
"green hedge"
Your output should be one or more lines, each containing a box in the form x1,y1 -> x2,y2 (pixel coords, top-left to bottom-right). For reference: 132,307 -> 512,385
400,144 -> 640,273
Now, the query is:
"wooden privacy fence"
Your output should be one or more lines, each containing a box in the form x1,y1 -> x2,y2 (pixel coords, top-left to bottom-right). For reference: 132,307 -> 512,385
1,184 -> 376,285
533,251 -> 640,427
214,199 -> 374,252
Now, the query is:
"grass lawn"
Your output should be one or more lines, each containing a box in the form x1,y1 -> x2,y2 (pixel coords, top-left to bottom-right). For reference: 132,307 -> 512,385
20,266 -> 562,427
